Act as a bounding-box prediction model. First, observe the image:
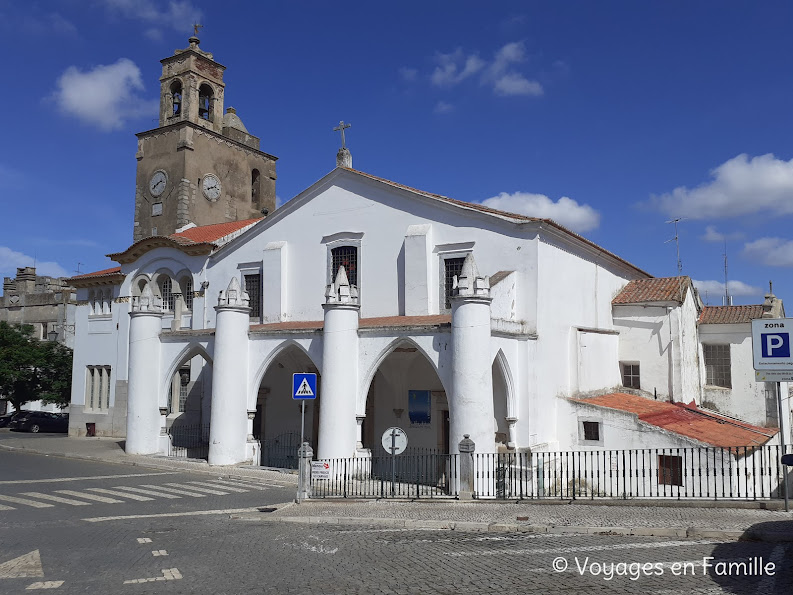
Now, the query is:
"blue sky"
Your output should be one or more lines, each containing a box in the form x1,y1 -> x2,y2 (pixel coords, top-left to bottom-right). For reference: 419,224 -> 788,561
2,1 -> 793,306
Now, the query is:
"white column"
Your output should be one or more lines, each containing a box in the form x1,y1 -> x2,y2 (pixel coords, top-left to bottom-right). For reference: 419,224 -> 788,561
449,253 -> 495,454
126,286 -> 164,455
318,266 -> 360,459
208,277 -> 251,466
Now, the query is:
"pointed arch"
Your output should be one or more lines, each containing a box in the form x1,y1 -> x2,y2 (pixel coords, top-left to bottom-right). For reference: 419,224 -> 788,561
492,348 -> 516,419
249,339 -> 320,403
161,342 -> 213,401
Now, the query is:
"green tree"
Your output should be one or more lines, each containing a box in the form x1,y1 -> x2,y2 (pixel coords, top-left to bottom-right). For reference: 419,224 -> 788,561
0,322 -> 73,411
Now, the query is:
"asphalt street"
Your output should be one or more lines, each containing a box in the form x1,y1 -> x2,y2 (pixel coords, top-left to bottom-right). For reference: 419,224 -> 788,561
1,434 -> 791,594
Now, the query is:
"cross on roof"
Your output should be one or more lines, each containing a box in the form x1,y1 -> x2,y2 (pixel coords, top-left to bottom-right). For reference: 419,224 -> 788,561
333,120 -> 351,149
192,23 -> 203,36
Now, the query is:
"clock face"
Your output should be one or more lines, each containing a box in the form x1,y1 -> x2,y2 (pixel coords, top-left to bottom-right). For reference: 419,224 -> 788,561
202,174 -> 222,201
149,170 -> 167,198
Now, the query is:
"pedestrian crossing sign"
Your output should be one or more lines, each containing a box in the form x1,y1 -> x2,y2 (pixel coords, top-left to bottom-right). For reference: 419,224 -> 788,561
292,373 -> 317,399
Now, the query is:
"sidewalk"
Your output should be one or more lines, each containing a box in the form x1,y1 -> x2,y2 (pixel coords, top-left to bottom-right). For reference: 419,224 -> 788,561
2,432 -> 792,543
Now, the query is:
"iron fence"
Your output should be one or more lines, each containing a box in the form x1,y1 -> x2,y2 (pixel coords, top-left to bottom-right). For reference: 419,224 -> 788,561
474,445 -> 792,500
167,423 -> 210,460
310,453 -> 459,499
261,432 -> 303,469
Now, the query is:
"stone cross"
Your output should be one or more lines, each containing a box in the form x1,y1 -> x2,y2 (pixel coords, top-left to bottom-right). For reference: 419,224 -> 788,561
333,121 -> 351,149
192,23 -> 203,36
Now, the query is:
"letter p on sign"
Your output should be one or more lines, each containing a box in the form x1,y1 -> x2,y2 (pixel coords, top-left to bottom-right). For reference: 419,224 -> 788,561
762,333 -> 791,358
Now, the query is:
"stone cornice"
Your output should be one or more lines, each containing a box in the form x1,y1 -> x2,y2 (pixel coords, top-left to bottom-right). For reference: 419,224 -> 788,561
136,121 -> 277,162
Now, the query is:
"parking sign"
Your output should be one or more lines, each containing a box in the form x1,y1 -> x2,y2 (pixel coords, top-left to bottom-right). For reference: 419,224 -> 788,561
752,319 -> 793,370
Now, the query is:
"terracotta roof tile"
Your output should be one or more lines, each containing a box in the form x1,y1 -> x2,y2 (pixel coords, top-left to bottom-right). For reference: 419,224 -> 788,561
171,218 -> 261,243
573,392 -> 777,448
70,266 -> 122,279
612,277 -> 691,304
699,305 -> 764,324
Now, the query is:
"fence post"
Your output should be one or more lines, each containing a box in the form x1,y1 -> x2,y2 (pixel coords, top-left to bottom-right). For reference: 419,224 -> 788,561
296,442 -> 313,503
459,434 -> 475,500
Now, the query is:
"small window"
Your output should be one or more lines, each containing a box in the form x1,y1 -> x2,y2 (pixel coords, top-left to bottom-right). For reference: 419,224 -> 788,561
244,273 -> 262,319
582,421 -> 600,441
331,246 -> 358,287
621,363 -> 640,389
170,81 -> 182,116
85,366 -> 111,412
251,169 -> 261,208
704,344 -> 731,388
182,278 -> 193,311
178,368 -> 190,413
198,84 -> 214,121
160,277 -> 174,312
658,455 -> 683,486
443,257 -> 466,309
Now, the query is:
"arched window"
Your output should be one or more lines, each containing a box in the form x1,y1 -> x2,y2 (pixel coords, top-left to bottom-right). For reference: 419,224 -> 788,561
88,290 -> 96,315
198,84 -> 214,121
160,277 -> 174,311
251,169 -> 261,208
182,277 -> 193,311
170,80 -> 182,116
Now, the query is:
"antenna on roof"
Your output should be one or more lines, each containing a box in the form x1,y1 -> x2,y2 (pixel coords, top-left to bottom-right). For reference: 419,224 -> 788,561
75,262 -> 83,274
723,241 -> 732,306
665,217 -> 686,303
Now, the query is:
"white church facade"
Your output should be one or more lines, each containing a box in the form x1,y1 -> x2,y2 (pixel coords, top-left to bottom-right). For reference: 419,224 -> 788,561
66,37 -> 790,471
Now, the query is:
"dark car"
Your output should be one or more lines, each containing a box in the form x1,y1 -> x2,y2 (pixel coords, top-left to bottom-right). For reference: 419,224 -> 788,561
8,411 -> 68,433
0,412 -> 23,428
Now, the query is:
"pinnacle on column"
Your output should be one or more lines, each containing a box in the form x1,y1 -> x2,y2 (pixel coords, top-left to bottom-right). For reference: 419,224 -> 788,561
452,253 -> 490,298
218,277 -> 250,308
133,284 -> 163,312
325,265 -> 359,305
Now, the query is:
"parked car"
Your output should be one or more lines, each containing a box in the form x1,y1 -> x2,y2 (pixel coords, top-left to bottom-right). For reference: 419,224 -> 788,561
8,411 -> 68,433
0,412 -> 23,428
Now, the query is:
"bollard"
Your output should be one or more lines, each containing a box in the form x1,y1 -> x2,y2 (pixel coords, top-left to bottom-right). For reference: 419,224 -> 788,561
296,441 -> 313,503
459,434 -> 475,500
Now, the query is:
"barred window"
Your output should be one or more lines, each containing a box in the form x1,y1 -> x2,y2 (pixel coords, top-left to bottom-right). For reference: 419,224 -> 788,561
704,344 -> 731,388
331,246 -> 358,287
582,421 -> 600,441
178,368 -> 190,413
244,274 -> 262,319
444,257 -> 466,309
160,277 -> 174,311
182,278 -> 193,311
621,363 -> 640,389
658,455 -> 683,486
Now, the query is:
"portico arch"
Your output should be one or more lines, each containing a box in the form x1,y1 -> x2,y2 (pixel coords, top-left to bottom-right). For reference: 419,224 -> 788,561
492,349 -> 516,449
161,342 -> 213,429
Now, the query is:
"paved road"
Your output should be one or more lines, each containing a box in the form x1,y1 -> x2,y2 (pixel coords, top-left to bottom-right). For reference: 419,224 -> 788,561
1,444 -> 791,594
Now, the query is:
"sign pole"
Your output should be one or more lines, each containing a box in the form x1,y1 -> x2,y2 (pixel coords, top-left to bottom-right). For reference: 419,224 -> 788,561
777,382 -> 790,512
391,429 -> 397,496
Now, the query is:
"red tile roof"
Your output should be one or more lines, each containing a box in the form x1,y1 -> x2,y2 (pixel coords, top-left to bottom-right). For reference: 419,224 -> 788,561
612,277 -> 692,304
573,392 -> 777,448
171,218 -> 261,244
699,305 -> 764,324
70,266 -> 122,279
249,315 -> 452,332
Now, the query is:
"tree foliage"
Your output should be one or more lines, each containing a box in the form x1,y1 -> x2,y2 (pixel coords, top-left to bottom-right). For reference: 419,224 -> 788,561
0,322 -> 73,410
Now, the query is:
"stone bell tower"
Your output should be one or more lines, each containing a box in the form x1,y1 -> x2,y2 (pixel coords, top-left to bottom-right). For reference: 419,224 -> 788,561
132,34 -> 277,242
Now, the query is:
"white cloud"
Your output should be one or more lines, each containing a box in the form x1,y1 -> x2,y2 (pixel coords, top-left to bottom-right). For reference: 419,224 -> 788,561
693,279 -> 763,299
701,225 -> 744,243
398,67 -> 418,82
434,101 -> 454,114
100,0 -> 201,33
481,191 -> 600,233
743,237 -> 793,266
50,58 -> 158,131
429,41 -> 543,98
652,153 -> 793,219
0,246 -> 68,279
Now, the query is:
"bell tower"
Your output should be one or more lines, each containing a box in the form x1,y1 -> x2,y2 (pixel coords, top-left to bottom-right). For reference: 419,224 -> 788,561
133,35 -> 277,242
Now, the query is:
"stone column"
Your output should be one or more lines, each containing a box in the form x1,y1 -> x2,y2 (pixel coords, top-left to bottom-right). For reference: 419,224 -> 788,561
449,253 -> 495,454
458,434 -> 475,500
317,266 -> 360,460
126,286 -> 164,455
208,277 -> 251,466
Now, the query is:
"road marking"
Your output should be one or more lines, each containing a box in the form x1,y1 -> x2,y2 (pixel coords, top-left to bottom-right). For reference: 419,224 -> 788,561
25,581 -> 64,590
0,472 -> 177,485
189,481 -> 249,493
0,550 -> 44,578
0,495 -> 54,508
19,492 -> 91,506
123,568 -> 182,584
164,482 -> 230,495
110,486 -> 181,499
152,550 -> 168,557
137,538 -> 152,544
55,490 -> 123,504
83,507 -> 262,522
138,484 -> 206,497
0,503 -> 14,511
443,538 -> 723,557
86,488 -> 153,501
206,479 -> 271,491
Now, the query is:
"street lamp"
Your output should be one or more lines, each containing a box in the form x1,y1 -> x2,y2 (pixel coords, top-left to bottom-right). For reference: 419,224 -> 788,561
47,323 -> 75,342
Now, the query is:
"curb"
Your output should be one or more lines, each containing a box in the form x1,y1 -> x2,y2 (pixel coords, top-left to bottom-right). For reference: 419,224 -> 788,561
228,513 -> 793,542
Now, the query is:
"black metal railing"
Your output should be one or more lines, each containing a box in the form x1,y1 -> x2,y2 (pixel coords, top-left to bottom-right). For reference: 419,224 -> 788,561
261,432 -> 303,469
473,445 -> 792,500
311,454 -> 459,499
167,423 -> 210,460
